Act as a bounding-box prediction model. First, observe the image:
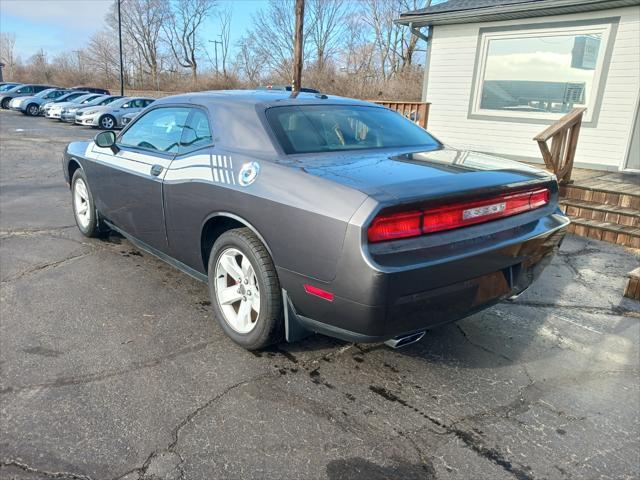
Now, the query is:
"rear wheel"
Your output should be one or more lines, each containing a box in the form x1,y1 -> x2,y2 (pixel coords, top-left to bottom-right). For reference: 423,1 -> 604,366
26,103 -> 40,116
99,114 -> 116,130
208,228 -> 284,350
1,98 -> 10,109
71,169 -> 101,238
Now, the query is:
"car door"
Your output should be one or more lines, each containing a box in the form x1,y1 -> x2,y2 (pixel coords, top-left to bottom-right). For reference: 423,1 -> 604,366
162,108 -> 215,269
91,106 -> 191,252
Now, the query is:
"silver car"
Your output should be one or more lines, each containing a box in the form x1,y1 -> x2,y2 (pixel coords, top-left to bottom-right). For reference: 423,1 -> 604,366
45,93 -> 105,120
0,84 -> 55,109
120,111 -> 140,127
60,95 -> 123,123
74,96 -> 155,129
10,88 -> 71,116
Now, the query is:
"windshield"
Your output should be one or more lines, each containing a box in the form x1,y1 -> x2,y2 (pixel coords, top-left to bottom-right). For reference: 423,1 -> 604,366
0,84 -> 19,91
266,105 -> 440,154
100,96 -> 123,105
6,84 -> 27,93
74,94 -> 96,104
34,88 -> 56,98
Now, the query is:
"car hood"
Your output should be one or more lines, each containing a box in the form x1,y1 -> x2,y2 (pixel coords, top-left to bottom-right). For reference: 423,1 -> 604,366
296,147 -> 554,203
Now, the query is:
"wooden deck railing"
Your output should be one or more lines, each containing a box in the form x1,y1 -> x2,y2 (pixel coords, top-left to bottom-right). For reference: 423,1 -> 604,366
534,107 -> 587,184
373,101 -> 430,129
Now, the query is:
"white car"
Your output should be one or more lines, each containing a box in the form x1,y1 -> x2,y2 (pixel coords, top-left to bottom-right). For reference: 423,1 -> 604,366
40,91 -> 89,117
44,93 -> 104,120
74,97 -> 154,129
60,95 -> 123,123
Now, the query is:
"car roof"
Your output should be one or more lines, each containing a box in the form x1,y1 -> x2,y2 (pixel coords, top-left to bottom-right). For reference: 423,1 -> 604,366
151,90 -> 376,110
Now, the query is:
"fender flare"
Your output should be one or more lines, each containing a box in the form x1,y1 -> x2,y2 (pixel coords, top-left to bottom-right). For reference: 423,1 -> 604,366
200,211 -> 275,260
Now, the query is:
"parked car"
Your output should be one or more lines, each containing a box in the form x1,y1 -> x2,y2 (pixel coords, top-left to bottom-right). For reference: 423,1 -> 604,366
0,82 -> 21,91
9,88 -> 71,116
40,91 -> 89,116
45,93 -> 105,120
60,95 -> 123,123
74,96 -> 154,129
120,111 -> 140,126
71,86 -> 110,95
0,84 -> 55,109
62,90 -> 569,350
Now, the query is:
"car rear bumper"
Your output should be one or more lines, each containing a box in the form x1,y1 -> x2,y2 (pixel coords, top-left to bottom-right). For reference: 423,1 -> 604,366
281,212 -> 569,343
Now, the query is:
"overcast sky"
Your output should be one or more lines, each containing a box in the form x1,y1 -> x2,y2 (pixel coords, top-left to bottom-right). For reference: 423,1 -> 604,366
0,0 -> 261,61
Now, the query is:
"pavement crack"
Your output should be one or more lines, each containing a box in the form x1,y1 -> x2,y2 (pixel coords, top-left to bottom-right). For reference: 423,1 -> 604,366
0,225 -> 76,238
1,250 -> 92,284
512,302 -> 640,319
0,459 -> 94,480
455,324 -> 514,362
0,340 -> 217,395
369,385 -> 535,480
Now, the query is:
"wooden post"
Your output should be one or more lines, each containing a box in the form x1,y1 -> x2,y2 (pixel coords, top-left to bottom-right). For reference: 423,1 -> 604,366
292,0 -> 305,93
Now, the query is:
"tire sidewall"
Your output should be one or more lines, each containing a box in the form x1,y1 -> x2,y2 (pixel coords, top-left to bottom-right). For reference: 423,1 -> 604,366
71,169 -> 98,237
208,232 -> 272,348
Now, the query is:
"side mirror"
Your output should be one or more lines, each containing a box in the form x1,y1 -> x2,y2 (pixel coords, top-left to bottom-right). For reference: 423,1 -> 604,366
94,131 -> 117,150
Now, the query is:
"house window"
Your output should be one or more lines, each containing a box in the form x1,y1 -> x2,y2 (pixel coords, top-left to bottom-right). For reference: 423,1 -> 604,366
471,22 -> 615,123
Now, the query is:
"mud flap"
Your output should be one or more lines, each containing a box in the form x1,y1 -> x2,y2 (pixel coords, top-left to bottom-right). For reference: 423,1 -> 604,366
283,289 -> 313,343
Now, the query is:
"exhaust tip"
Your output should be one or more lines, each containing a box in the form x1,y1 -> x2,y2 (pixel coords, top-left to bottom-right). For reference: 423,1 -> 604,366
384,331 -> 426,349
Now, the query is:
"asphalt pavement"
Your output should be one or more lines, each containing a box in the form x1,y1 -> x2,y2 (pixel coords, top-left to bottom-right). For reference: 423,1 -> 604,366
1,111 -> 639,480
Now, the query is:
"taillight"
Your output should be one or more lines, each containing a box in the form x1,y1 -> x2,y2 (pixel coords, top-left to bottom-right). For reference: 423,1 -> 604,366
367,211 -> 422,242
368,188 -> 550,242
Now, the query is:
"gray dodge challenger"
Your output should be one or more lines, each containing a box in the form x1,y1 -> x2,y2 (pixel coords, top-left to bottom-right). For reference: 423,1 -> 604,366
62,90 -> 569,350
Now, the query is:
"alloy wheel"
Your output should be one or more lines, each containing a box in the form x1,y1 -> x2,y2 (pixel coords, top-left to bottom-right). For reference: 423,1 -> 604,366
73,178 -> 91,229
214,248 -> 261,334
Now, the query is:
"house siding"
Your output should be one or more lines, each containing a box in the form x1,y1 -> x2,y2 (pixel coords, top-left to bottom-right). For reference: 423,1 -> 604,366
424,6 -> 640,171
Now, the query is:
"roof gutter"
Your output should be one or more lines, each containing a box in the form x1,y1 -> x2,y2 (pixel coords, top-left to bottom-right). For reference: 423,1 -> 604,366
396,0 -> 640,26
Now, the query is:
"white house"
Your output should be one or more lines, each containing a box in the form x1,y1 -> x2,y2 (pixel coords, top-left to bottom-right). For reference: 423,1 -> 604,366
398,0 -> 640,173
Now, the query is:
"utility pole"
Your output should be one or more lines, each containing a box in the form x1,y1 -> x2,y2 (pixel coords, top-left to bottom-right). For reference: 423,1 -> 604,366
209,40 -> 222,75
292,0 -> 304,93
117,0 -> 124,96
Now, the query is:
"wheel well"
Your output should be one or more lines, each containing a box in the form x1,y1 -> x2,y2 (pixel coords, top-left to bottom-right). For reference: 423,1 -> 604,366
201,216 -> 245,273
68,160 -> 81,185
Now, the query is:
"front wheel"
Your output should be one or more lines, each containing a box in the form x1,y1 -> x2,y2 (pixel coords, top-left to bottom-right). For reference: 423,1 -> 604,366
71,169 -> 102,237
1,98 -> 10,109
208,228 -> 284,350
26,103 -> 40,116
99,114 -> 116,130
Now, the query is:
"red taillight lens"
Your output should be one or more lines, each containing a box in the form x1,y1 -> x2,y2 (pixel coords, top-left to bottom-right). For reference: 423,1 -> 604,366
367,211 -> 422,243
368,188 -> 550,242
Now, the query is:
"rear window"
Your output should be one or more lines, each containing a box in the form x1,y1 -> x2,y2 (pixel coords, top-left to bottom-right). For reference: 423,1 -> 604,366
266,105 -> 439,154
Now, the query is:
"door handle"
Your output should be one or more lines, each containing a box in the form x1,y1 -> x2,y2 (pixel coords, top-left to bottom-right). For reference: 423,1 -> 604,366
150,164 -> 163,176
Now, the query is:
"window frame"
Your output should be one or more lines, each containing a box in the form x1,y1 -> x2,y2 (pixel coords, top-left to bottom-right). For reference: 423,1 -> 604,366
117,104 -> 212,156
468,17 -> 619,126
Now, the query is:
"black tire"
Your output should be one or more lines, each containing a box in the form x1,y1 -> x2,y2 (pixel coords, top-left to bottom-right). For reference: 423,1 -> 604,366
99,114 -> 116,130
26,103 -> 40,116
208,228 -> 284,350
1,98 -> 10,109
71,169 -> 102,238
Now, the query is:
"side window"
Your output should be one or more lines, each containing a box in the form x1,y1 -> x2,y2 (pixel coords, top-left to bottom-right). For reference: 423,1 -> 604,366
179,109 -> 212,152
119,107 -> 191,153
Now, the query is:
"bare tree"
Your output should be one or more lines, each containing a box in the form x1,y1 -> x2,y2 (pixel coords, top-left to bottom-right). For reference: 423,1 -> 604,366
307,0 -> 346,72
163,0 -> 215,84
86,31 -> 119,86
235,36 -> 264,86
246,0 -> 312,81
216,6 -> 232,77
110,0 -> 167,88
0,32 -> 17,80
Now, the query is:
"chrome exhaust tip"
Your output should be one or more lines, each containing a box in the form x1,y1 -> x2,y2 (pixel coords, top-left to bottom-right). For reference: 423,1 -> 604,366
384,331 -> 426,349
